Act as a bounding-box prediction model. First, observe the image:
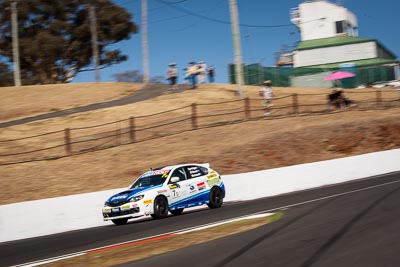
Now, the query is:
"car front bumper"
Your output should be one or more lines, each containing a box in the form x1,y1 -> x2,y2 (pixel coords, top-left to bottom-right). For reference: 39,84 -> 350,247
102,203 -> 144,221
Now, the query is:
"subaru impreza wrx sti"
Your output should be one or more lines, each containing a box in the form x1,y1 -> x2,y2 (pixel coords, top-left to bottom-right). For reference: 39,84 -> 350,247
102,163 -> 225,225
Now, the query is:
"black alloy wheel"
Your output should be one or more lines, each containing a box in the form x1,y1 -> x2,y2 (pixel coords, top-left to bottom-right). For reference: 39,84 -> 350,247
207,187 -> 223,209
151,196 -> 169,219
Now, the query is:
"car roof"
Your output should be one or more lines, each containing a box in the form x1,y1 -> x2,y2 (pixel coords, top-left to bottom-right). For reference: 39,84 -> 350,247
155,163 -> 210,170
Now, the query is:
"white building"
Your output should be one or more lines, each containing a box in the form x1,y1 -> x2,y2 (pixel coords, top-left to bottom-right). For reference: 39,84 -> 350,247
291,0 -> 358,42
289,0 -> 398,87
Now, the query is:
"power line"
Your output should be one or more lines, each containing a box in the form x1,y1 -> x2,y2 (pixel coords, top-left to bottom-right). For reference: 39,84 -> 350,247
149,0 -> 226,25
163,0 -> 191,3
154,0 -> 295,28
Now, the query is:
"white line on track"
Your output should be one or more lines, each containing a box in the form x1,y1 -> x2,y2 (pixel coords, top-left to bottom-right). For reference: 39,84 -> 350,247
257,178 -> 400,215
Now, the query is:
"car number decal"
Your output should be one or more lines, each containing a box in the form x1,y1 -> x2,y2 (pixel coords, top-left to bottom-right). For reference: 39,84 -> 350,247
171,189 -> 180,199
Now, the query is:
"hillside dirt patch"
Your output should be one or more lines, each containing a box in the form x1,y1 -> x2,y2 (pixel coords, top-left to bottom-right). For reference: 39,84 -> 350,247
0,83 -> 399,205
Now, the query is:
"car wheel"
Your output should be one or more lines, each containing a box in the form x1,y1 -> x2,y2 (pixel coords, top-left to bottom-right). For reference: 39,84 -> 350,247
151,196 -> 169,219
170,208 -> 184,216
111,218 -> 128,225
207,187 -> 223,209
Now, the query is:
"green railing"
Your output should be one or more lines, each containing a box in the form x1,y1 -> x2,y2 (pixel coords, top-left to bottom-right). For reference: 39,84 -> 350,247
229,63 -> 397,88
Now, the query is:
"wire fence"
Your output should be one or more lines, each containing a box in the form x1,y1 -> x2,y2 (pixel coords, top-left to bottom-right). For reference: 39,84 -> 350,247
229,63 -> 399,88
0,89 -> 399,166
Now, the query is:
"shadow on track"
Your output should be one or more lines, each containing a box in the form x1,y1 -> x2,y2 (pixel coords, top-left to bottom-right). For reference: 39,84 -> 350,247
213,198 -> 337,267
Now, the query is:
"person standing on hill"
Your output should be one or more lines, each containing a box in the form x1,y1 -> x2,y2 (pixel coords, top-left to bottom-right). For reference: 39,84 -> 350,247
207,65 -> 215,83
188,62 -> 199,89
198,61 -> 207,84
166,63 -> 178,91
259,80 -> 273,115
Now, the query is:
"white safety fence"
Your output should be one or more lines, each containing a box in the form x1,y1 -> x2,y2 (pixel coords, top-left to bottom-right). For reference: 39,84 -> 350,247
1,149 -> 399,243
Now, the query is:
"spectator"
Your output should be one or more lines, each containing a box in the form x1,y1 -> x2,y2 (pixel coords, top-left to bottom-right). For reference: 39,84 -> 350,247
182,68 -> 190,84
207,65 -> 215,83
187,62 -> 199,89
166,63 -> 178,91
259,80 -> 273,115
328,89 -> 355,109
198,61 -> 207,84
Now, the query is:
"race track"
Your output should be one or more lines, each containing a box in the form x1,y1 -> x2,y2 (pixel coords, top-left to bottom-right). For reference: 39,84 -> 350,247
2,171 -> 400,267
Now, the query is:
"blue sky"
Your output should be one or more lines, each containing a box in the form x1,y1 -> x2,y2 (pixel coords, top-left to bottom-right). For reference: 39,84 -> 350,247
73,0 -> 400,84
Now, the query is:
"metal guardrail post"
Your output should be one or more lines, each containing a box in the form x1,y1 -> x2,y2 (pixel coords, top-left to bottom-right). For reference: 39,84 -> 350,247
191,103 -> 197,129
64,128 -> 71,154
244,97 -> 250,119
129,117 -> 136,142
376,89 -> 382,107
292,93 -> 299,114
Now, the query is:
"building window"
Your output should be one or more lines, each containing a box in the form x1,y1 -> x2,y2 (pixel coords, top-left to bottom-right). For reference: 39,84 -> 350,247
335,20 -> 346,34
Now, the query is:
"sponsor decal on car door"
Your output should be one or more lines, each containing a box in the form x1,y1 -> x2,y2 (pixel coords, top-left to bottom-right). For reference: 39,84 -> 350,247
185,165 -> 209,204
168,167 -> 191,209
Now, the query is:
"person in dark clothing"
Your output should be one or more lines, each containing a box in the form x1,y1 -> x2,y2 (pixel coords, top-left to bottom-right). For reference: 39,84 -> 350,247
328,89 -> 354,109
207,65 -> 215,83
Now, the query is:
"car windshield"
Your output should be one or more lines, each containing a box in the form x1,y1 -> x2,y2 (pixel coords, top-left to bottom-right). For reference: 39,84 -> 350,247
130,170 -> 170,189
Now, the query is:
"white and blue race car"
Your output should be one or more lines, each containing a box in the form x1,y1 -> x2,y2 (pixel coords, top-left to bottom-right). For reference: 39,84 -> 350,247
102,163 -> 225,225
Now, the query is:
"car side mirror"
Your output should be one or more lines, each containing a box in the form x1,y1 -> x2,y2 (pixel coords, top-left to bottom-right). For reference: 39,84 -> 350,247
170,177 -> 180,183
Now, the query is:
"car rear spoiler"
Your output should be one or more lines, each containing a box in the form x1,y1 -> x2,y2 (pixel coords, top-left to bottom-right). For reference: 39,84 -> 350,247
200,163 -> 210,168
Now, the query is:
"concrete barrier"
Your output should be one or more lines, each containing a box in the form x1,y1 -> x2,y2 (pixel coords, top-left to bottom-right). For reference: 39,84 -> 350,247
1,149 -> 399,243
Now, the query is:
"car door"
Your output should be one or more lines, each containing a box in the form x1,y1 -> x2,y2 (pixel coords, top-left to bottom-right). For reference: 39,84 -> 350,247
183,165 -> 209,205
167,167 -> 191,209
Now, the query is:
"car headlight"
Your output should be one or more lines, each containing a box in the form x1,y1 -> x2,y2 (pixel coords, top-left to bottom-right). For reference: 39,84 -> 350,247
130,195 -> 144,202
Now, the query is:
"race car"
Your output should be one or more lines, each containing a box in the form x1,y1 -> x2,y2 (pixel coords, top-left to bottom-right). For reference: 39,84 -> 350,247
102,163 -> 225,225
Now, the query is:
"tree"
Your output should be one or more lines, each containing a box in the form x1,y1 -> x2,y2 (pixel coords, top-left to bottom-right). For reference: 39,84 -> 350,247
149,75 -> 165,84
0,62 -> 13,86
0,0 -> 138,85
113,70 -> 143,83
113,70 -> 165,84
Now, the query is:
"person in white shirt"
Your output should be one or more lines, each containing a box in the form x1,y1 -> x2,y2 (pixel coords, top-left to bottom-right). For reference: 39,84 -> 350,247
198,61 -> 207,84
187,62 -> 199,89
259,80 -> 273,115
166,63 -> 178,90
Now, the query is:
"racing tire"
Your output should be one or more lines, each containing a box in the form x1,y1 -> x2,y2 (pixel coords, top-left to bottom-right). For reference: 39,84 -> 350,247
170,208 -> 184,216
111,218 -> 128,225
151,196 -> 169,219
207,187 -> 223,209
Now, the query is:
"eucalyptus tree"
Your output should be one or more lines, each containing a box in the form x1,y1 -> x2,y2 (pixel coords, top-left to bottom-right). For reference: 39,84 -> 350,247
0,0 -> 138,84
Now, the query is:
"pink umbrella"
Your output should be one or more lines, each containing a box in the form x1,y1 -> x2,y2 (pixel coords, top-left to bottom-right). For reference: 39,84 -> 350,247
324,71 -> 355,81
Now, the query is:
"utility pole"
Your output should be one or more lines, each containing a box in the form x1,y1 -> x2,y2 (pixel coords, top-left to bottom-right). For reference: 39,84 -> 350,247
142,0 -> 150,83
11,0 -> 21,86
229,0 -> 244,97
89,5 -> 100,82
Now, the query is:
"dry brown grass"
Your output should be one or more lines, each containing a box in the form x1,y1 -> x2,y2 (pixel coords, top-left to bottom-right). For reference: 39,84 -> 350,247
0,83 -> 399,205
0,82 -> 144,123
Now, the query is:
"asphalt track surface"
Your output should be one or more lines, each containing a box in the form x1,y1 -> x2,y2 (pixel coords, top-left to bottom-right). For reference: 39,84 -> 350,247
2,172 -> 400,267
